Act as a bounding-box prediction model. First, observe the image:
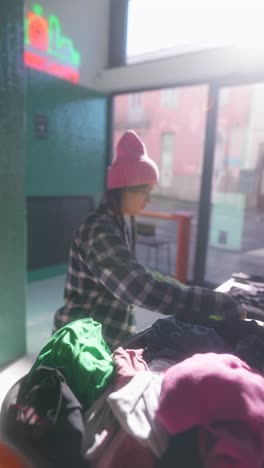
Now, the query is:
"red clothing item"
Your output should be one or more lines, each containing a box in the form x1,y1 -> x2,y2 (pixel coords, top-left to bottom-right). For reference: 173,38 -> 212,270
91,429 -> 156,468
199,421 -> 263,468
156,353 -> 264,468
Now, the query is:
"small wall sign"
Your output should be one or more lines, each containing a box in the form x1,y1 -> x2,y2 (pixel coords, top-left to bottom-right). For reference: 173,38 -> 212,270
35,114 -> 48,139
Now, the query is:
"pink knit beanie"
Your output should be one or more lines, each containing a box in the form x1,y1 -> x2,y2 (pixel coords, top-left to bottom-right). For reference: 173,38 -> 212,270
107,130 -> 159,190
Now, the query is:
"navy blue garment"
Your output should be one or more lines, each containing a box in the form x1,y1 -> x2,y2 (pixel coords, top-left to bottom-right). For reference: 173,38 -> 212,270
235,335 -> 264,371
198,318 -> 264,372
156,429 -> 202,468
143,316 -> 230,362
198,318 -> 264,348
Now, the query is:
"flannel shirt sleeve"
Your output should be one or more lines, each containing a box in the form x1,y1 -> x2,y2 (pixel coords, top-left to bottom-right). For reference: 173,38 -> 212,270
85,222 -> 244,322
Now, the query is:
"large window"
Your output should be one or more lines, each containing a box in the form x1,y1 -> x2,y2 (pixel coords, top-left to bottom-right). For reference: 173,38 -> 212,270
114,82 -> 264,287
127,0 -> 264,63
113,85 -> 208,281
206,83 -> 264,284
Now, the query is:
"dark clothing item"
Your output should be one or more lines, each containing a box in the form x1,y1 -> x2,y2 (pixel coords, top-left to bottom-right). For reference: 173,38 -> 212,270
143,317 -> 229,362
198,317 -> 264,348
143,315 -> 264,372
1,367 -> 87,468
229,285 -> 264,320
235,335 -> 264,371
156,429 -> 202,468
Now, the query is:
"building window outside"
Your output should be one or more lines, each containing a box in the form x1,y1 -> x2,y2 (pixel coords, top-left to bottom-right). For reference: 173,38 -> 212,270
161,88 -> 178,108
227,127 -> 246,169
219,88 -> 230,107
128,92 -> 145,125
160,132 -> 175,188
162,132 -> 175,152
129,92 -> 142,108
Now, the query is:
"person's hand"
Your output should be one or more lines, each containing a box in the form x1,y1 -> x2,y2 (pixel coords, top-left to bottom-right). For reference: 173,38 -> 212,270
222,294 -> 247,321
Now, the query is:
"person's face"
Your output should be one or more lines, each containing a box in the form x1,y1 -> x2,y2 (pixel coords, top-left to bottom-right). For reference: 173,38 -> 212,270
121,185 -> 154,216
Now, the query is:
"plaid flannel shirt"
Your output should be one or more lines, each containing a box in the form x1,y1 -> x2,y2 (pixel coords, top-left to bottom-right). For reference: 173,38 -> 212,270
53,202 -> 243,347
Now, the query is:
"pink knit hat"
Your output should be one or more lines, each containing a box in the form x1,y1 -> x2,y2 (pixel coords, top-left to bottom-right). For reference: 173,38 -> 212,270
107,130 -> 159,190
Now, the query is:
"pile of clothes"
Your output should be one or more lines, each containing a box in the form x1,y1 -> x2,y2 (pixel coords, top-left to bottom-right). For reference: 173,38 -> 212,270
3,316 -> 264,467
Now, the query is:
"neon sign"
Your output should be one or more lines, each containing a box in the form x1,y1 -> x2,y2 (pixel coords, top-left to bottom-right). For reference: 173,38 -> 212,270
24,4 -> 81,84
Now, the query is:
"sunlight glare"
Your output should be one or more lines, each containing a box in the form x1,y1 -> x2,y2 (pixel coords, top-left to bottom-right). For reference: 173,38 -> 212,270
127,0 -> 264,58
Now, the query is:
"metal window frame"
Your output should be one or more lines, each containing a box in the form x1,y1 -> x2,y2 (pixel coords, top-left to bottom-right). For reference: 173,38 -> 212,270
107,5 -> 264,286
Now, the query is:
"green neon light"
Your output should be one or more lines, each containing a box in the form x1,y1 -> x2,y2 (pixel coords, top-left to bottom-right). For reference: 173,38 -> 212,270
24,4 -> 81,67
48,15 -> 81,67
33,4 -> 43,16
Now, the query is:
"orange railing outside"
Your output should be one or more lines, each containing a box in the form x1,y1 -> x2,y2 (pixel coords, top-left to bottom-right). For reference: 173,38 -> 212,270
140,210 -> 194,284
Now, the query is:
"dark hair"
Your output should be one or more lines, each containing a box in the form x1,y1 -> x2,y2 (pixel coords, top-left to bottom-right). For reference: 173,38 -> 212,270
105,186 -> 148,251
106,184 -> 149,216
106,188 -> 123,218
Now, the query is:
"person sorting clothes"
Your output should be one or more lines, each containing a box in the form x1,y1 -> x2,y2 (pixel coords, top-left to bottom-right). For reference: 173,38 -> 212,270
52,130 -> 244,347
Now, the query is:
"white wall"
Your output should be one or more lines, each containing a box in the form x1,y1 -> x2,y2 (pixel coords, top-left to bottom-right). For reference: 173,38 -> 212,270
24,0 -> 110,89
94,46 -> 264,93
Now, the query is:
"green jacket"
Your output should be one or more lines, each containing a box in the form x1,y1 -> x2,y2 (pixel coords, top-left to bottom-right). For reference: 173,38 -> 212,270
29,318 -> 114,409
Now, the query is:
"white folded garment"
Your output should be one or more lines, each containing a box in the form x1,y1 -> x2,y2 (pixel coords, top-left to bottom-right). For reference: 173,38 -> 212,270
107,371 -> 169,457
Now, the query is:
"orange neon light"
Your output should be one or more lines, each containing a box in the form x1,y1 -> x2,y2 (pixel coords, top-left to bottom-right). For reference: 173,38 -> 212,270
24,51 -> 79,84
28,10 -> 49,52
24,4 -> 80,84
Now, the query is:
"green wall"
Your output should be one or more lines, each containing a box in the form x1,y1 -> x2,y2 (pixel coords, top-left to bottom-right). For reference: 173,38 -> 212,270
26,69 -> 107,200
0,1 -> 26,365
26,70 -> 108,279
